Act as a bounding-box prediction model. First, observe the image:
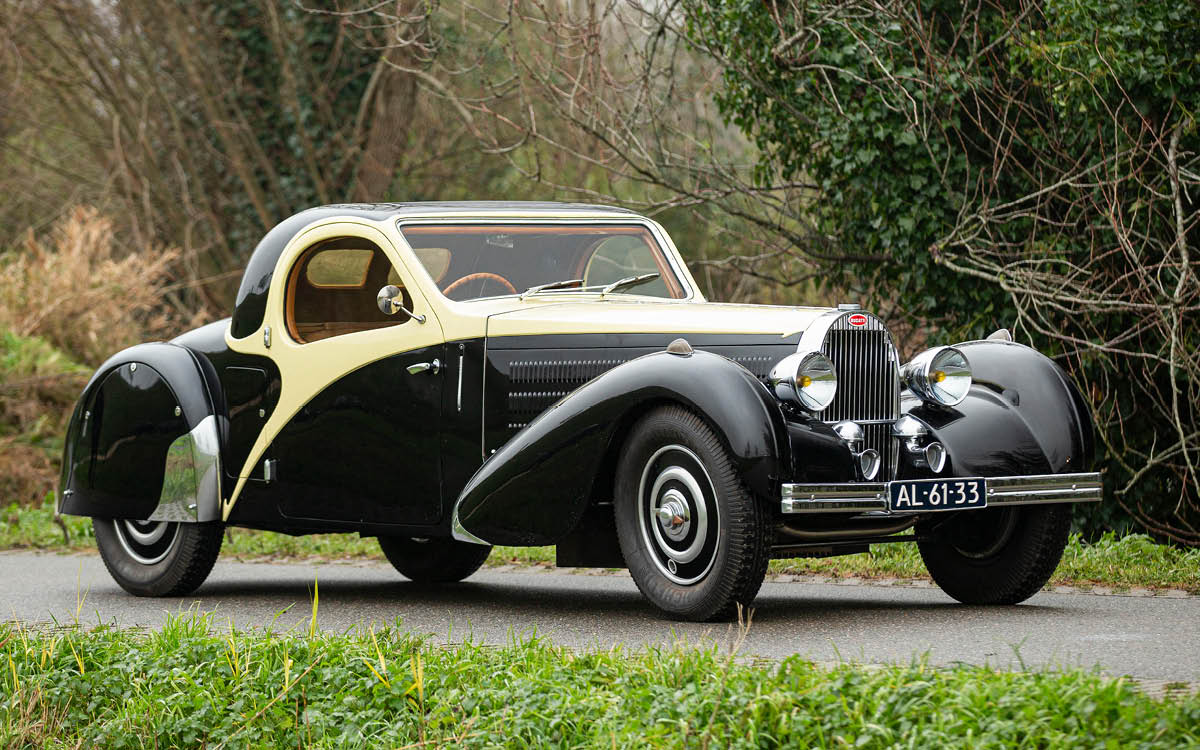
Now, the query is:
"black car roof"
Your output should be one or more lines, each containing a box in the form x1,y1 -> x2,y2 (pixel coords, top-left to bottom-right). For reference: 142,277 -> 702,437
299,201 -> 639,220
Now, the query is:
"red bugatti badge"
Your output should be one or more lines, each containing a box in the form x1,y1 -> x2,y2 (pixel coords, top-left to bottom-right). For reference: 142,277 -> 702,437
848,313 -> 868,327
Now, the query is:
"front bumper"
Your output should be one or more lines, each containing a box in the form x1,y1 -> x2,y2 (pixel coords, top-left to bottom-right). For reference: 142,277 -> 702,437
781,472 -> 1102,515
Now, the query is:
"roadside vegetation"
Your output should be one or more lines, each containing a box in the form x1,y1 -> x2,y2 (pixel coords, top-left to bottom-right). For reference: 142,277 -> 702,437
2,613 -> 1197,748
5,498 -> 1198,593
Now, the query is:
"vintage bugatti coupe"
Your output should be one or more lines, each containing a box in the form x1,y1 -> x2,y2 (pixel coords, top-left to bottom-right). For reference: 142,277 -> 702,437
59,202 -> 1101,621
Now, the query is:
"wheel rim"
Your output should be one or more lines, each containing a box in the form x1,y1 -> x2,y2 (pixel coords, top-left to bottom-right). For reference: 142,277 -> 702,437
637,445 -> 720,585
114,520 -> 180,565
951,507 -> 1019,560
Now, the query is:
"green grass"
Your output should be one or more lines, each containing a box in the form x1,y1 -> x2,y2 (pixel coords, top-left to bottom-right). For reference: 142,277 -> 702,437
2,614 -> 1197,748
4,499 -> 1199,592
0,330 -> 88,381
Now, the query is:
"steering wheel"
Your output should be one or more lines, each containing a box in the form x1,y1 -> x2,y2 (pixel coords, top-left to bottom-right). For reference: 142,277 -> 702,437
442,272 -> 518,298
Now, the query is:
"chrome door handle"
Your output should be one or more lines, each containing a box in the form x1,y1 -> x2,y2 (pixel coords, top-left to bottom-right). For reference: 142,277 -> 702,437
407,359 -> 440,375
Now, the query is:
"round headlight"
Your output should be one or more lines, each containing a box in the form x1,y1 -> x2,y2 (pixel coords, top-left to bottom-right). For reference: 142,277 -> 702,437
769,351 -> 838,412
902,346 -> 972,406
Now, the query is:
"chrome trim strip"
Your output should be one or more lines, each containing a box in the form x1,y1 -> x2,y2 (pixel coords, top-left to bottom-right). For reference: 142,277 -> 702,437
451,504 -> 491,546
457,354 -> 464,412
781,472 -> 1102,514
148,415 -> 221,523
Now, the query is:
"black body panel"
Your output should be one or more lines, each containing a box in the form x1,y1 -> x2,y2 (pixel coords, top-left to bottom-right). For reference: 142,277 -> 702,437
267,343 -> 445,525
59,343 -> 213,518
458,349 -> 791,545
173,319 -> 282,495
784,419 -> 859,482
902,340 -> 1095,478
484,332 -> 799,454
441,338 -> 488,508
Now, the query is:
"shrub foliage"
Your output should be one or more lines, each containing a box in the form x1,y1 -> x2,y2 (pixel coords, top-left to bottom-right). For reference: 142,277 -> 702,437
685,0 -> 1200,542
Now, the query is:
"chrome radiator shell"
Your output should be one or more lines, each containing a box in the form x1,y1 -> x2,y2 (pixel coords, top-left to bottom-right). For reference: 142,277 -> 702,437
801,311 -> 901,479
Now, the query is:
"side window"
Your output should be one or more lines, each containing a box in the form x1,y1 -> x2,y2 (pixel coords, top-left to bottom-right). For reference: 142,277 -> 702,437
306,249 -> 373,287
286,238 -> 412,344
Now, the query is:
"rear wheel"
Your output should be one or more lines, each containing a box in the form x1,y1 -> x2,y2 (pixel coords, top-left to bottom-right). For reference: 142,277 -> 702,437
94,519 -> 224,597
377,536 -> 492,583
917,504 -> 1071,604
614,405 -> 771,622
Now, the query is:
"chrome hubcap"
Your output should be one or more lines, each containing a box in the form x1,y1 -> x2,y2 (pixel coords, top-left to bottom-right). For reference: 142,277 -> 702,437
638,445 -> 720,585
114,520 -> 180,565
655,490 -> 692,541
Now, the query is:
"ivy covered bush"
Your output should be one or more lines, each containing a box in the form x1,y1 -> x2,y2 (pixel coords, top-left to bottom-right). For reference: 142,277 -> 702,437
685,0 -> 1200,543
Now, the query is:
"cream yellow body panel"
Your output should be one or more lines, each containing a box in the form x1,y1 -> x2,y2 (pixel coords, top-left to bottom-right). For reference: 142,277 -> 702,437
481,299 -> 828,339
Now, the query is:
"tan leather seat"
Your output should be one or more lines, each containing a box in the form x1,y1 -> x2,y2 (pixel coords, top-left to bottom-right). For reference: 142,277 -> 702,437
295,321 -> 397,343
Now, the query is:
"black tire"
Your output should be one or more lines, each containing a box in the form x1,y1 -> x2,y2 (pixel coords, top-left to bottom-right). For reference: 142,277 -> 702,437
377,536 -> 492,583
94,519 -> 224,597
614,405 -> 771,622
917,504 -> 1071,605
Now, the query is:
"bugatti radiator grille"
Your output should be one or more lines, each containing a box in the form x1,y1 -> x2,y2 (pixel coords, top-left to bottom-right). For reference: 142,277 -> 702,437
819,314 -> 900,478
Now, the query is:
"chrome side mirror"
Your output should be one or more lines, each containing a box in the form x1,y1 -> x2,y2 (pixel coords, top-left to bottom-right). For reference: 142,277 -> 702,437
376,285 -> 426,323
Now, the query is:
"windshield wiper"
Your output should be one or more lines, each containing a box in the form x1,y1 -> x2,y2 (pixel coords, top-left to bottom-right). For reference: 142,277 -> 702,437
520,278 -> 584,300
601,273 -> 660,296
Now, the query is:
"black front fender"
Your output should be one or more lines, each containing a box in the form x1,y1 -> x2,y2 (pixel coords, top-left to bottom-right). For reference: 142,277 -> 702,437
455,349 -> 789,545
905,340 -> 1095,477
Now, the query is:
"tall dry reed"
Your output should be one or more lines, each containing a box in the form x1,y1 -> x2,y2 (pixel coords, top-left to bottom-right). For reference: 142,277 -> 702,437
0,206 -> 183,366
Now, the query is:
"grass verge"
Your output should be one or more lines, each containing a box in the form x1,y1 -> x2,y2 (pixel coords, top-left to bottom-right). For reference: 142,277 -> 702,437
4,499 -> 1199,592
2,614 -> 1198,748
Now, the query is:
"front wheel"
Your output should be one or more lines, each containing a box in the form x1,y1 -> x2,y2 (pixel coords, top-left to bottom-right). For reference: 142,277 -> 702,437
94,519 -> 224,597
614,405 -> 771,622
377,536 -> 492,583
917,504 -> 1071,604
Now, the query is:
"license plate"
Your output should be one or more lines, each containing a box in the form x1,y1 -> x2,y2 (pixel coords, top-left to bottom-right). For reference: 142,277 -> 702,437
888,478 -> 987,512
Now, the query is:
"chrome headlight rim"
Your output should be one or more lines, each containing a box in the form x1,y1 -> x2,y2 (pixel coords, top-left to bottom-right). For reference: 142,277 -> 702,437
902,345 -> 972,407
768,349 -> 838,413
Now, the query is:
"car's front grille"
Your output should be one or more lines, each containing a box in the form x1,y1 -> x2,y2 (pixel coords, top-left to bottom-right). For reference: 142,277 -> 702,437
820,313 -> 900,478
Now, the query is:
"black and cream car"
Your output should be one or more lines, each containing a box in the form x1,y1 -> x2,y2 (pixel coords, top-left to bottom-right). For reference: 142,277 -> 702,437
59,202 -> 1101,621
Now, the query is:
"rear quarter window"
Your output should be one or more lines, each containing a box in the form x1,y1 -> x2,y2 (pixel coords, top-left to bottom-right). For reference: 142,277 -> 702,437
305,248 -> 374,288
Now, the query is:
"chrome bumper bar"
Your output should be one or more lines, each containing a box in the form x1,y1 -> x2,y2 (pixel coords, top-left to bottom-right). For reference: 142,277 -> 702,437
781,472 -> 1102,515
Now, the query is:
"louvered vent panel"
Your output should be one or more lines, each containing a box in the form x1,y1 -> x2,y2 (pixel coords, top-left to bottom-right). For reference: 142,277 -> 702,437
506,358 -> 629,429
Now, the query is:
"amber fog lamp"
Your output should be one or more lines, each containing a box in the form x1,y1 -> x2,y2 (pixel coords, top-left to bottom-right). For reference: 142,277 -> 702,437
769,351 -> 837,412
902,346 -> 972,406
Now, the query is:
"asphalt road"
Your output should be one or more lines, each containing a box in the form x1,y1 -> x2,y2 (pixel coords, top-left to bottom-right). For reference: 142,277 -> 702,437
2,550 -> 1197,683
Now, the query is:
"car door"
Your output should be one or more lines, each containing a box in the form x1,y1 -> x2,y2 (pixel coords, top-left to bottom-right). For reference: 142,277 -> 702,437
252,226 -> 447,526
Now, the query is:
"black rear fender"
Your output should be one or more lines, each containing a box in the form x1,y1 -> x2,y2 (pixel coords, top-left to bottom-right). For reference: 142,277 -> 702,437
58,343 -> 222,521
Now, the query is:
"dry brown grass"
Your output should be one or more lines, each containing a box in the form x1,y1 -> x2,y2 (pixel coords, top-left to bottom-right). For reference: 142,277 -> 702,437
0,370 -> 85,506
0,206 -> 197,506
0,205 -> 184,366
0,683 -> 79,749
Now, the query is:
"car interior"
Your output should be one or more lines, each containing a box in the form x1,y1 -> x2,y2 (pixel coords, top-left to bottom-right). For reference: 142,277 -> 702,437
399,224 -> 685,301
285,238 -> 413,343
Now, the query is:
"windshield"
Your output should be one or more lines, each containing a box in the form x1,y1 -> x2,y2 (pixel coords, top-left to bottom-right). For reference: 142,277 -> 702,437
397,223 -> 687,301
